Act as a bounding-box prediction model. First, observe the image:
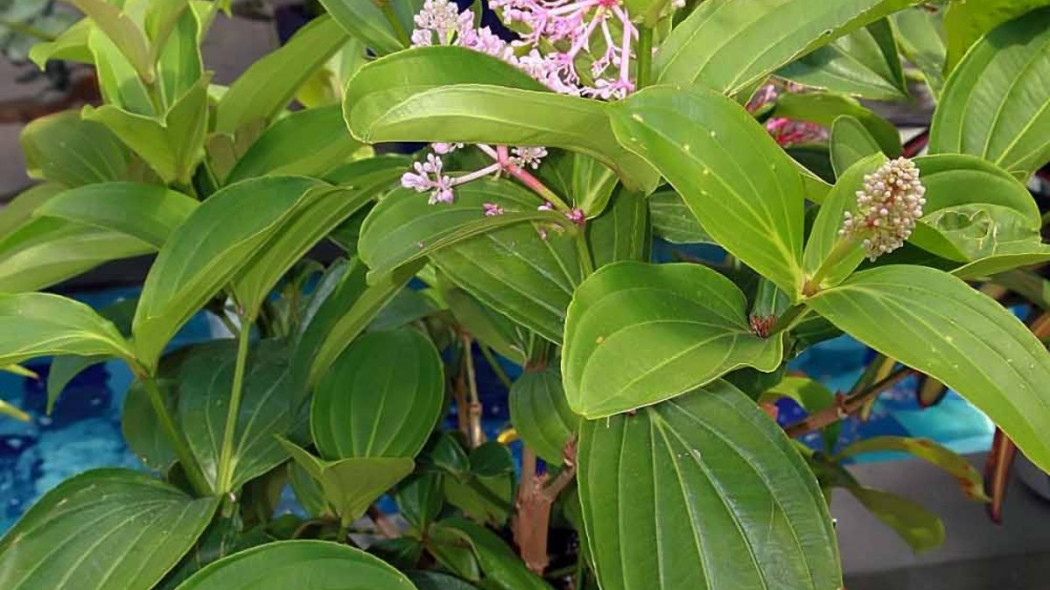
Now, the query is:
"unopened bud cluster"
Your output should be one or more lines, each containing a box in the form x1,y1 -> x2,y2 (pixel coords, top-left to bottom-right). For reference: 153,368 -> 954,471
840,157 -> 926,261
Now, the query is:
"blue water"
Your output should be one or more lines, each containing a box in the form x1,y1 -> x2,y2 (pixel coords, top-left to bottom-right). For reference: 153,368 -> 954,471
0,288 -> 995,534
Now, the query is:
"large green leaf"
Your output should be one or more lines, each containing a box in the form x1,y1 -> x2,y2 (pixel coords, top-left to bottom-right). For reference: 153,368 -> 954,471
509,368 -> 578,466
176,341 -> 301,491
610,86 -> 806,296
929,8 -> 1050,178
943,0 -> 1050,71
359,178 -> 571,280
34,182 -> 198,248
807,265 -> 1050,473
316,0 -> 404,55
133,177 -> 326,369
227,105 -> 362,183
578,381 -> 841,590
654,0 -> 919,94
586,188 -> 649,268
779,19 -> 908,100
215,15 -> 348,134
0,293 -> 134,367
343,46 -> 659,192
173,540 -> 418,590
21,110 -> 132,187
68,0 -> 152,82
0,469 -> 218,590
563,262 -> 783,418
311,328 -> 444,460
892,5 -> 947,98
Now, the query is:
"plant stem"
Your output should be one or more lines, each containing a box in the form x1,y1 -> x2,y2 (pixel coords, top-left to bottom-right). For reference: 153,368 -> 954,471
141,375 -> 212,496
480,345 -> 513,390
462,333 -> 485,447
575,233 -> 595,278
381,3 -> 411,46
636,26 -> 653,89
803,236 -> 857,296
769,303 -> 810,337
783,368 -> 916,438
217,316 -> 253,493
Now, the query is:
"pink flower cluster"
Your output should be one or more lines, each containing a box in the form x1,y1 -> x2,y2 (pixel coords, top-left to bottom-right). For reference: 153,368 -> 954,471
747,82 -> 829,147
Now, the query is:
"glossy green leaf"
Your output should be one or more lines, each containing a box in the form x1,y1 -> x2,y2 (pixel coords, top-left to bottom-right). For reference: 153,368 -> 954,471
227,105 -> 362,183
929,8 -> 1050,178
293,258 -> 422,391
578,381 -> 841,590
152,0 -> 203,106
538,151 -> 620,216
29,19 -> 92,68
654,0 -> 920,94
280,438 -> 414,524
780,19 -> 908,100
360,179 -> 573,280
434,518 -> 553,590
21,110 -> 132,187
563,262 -> 783,418
316,0 -> 403,55
396,473 -> 445,532
133,177 -> 326,369
173,540 -> 418,590
807,265 -> 1050,473
215,15 -> 348,134
48,298 -> 136,412
344,46 -> 659,192
648,189 -> 712,244
69,0 -> 152,82
34,182 -> 198,248
829,116 -> 883,178
509,368 -> 578,466
892,5 -> 947,98
587,189 -> 649,268
846,486 -> 945,553
943,0 -> 1050,71
772,92 -> 902,158
88,22 -> 154,116
0,293 -> 134,367
611,85 -> 805,295
838,436 -> 989,502
441,286 -> 527,364
442,443 -> 515,527
176,341 -> 301,491
0,469 -> 218,590
311,328 -> 444,460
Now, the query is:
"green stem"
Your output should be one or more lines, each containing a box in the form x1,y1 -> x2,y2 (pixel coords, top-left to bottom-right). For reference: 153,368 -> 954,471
381,3 -> 410,46
480,345 -> 514,390
141,376 -> 212,496
803,236 -> 857,296
216,316 -> 253,493
636,26 -> 653,89
575,233 -> 595,278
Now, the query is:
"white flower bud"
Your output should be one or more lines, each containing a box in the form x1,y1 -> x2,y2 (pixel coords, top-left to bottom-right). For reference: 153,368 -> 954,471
840,157 -> 926,261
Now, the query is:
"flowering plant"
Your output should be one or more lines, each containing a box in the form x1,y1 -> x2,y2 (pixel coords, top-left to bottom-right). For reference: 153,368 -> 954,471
1,0 -> 1050,589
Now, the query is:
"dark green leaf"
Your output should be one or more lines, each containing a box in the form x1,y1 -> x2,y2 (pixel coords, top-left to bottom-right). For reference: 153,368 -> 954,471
433,518 -> 553,590
396,473 -> 446,532
509,368 -> 578,466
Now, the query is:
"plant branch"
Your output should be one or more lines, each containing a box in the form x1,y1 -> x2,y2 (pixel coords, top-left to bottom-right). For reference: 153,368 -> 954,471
513,439 -> 578,574
783,368 -> 916,438
461,332 -> 485,447
217,315 -> 253,493
140,375 -> 212,496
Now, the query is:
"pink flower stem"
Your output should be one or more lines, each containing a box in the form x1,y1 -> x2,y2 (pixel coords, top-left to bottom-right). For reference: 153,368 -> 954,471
452,162 -> 503,185
491,145 -> 571,211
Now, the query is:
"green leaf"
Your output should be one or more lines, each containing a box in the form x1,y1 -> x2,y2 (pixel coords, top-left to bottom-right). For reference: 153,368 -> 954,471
88,24 -> 154,116
150,1 -> 202,106
538,151 -> 620,216
215,15 -> 348,134
586,189 -> 649,268
654,0 -> 920,94
409,571 -> 481,590
838,436 -> 989,502
176,341 -> 301,491
648,189 -> 712,244
293,258 -> 422,391
227,105 -> 362,183
845,486 -> 945,553
311,328 -> 444,460
124,378 -> 178,474
48,299 -> 136,412
29,19 -> 92,69
806,265 -> 1050,473
21,110 -> 132,187
316,0 -> 404,55
84,74 -> 211,184
0,400 -> 30,422
442,444 -> 515,527
943,0 -> 1050,71
509,368 -> 578,466
279,438 -> 414,524
433,518 -> 553,590
779,19 -> 908,100
892,5 -> 947,99
133,177 -> 326,369
343,46 -> 659,192
34,182 -> 198,248
829,115 -> 883,178
577,381 -> 841,590
173,540 -> 418,590
563,262 -> 783,418
0,293 -> 134,367
441,286 -> 527,364
929,8 -> 1050,178
610,85 -> 806,296
68,0 -> 152,82
396,473 -> 445,532
360,179 -> 573,280
772,92 -> 902,158
0,469 -> 218,590
0,183 -> 65,237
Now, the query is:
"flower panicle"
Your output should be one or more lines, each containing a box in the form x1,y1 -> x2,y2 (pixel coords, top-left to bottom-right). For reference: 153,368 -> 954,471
840,157 -> 927,261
